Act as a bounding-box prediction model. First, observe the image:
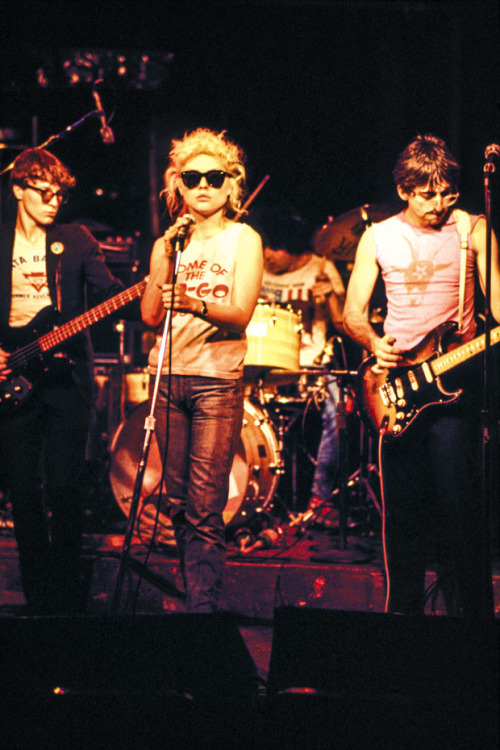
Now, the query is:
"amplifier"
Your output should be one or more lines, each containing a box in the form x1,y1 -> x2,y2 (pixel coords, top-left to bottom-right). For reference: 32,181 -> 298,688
100,235 -> 138,265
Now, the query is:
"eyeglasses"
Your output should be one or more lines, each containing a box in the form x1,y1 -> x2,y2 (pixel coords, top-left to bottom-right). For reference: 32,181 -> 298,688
180,170 -> 232,190
411,188 -> 459,207
25,184 -> 69,205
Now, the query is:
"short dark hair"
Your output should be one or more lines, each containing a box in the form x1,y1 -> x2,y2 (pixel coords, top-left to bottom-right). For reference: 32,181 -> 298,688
10,148 -> 76,191
392,134 -> 460,194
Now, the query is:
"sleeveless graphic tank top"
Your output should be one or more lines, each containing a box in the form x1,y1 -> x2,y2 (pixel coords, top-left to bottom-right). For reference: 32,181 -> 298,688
372,211 -> 480,350
148,222 -> 247,379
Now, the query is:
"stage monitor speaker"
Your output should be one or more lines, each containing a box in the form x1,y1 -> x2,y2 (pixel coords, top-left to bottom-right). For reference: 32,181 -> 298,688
265,606 -> 499,750
0,612 -> 258,750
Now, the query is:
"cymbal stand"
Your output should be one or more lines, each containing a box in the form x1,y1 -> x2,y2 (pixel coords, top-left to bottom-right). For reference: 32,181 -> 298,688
341,418 -> 381,517
312,369 -> 375,563
265,392 -> 305,511
254,377 -> 287,481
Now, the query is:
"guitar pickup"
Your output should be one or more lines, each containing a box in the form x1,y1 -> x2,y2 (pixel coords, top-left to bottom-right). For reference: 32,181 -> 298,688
407,369 -> 419,391
394,378 -> 405,400
380,381 -> 397,406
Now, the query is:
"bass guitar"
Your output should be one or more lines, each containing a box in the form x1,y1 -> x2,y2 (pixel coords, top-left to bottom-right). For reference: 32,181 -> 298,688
358,320 -> 500,438
0,278 -> 147,411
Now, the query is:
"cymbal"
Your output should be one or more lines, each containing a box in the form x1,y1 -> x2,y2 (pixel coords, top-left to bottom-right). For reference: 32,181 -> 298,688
313,202 -> 401,261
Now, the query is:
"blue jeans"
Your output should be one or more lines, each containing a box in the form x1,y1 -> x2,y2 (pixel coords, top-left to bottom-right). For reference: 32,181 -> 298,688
310,375 -> 340,501
152,375 -> 244,612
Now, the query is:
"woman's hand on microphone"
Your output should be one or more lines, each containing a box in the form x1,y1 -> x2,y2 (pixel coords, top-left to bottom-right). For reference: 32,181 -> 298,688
163,214 -> 195,257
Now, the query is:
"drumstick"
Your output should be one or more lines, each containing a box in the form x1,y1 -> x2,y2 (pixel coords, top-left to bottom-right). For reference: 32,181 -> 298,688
235,174 -> 270,220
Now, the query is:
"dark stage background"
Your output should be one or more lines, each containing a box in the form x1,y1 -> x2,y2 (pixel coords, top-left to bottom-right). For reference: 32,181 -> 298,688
0,0 -> 498,264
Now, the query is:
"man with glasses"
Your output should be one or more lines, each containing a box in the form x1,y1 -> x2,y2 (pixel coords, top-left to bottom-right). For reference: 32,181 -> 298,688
343,134 -> 500,616
0,148 -> 123,614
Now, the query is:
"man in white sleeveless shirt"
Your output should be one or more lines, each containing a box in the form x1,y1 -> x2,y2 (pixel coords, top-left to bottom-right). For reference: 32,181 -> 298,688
343,134 -> 500,616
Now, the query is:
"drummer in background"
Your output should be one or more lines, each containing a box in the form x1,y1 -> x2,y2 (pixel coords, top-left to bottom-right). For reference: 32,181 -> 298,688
252,206 -> 345,524
141,128 -> 263,613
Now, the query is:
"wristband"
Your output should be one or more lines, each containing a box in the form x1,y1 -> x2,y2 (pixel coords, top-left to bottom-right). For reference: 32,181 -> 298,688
200,300 -> 209,317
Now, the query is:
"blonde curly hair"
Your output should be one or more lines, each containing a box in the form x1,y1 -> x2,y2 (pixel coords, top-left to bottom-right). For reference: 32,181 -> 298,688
162,128 -> 247,218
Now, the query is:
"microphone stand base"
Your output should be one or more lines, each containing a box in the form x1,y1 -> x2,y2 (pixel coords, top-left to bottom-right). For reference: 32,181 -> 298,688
310,537 -> 375,565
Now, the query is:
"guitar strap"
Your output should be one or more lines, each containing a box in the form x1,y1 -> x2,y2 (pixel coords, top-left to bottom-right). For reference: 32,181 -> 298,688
452,209 -> 471,331
55,258 -> 62,312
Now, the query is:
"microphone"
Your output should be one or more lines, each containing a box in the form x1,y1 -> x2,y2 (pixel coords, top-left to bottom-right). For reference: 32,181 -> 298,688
485,144 -> 500,162
172,215 -> 195,253
92,86 -> 115,144
176,215 -> 195,237
173,214 -> 194,253
240,527 -> 282,554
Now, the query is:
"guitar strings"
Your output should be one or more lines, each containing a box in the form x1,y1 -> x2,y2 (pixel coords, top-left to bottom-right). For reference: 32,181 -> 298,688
5,280 -> 146,370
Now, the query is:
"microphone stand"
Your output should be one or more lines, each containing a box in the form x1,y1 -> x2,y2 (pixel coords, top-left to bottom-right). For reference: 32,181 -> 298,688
480,148 -> 498,616
0,108 -> 102,176
110,174 -> 268,612
111,230 -> 187,613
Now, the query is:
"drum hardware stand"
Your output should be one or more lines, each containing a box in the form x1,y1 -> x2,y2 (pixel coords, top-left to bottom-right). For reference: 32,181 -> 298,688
310,369 -> 376,564
265,394 -> 305,510
111,228 -> 189,614
252,377 -> 287,481
342,419 -> 381,517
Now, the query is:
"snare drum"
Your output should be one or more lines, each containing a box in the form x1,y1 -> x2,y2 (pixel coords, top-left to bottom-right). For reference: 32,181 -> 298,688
245,302 -> 301,372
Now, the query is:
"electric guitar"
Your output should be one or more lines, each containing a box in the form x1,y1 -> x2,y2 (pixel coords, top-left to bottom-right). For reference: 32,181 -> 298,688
357,320 -> 500,438
0,278 -> 147,411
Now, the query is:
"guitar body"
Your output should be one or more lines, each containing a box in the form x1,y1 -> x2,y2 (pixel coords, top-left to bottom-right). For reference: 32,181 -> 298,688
0,306 -> 59,352
0,307 -> 63,411
357,322 -> 462,438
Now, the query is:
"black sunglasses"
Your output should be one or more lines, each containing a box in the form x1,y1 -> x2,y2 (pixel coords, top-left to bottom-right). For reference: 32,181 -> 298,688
25,184 -> 69,205
180,170 -> 232,190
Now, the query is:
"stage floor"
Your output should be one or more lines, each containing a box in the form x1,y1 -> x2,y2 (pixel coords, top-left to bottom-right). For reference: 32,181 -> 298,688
1,514 -> 499,627
1,515 -> 499,750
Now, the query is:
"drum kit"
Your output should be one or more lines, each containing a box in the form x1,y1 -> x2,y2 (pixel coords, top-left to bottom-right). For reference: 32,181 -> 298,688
98,299 -> 376,548
101,301 -> 315,546
94,203 -> 397,547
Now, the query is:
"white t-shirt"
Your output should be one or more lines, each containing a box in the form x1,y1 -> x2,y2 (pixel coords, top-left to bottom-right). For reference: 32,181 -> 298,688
9,231 -> 50,326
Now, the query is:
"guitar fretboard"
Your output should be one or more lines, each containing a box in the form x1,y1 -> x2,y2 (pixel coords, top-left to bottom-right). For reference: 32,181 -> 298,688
39,279 -> 147,352
431,325 -> 500,376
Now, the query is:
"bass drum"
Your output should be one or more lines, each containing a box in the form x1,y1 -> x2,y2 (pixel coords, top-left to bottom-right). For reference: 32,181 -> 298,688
109,399 -> 280,546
